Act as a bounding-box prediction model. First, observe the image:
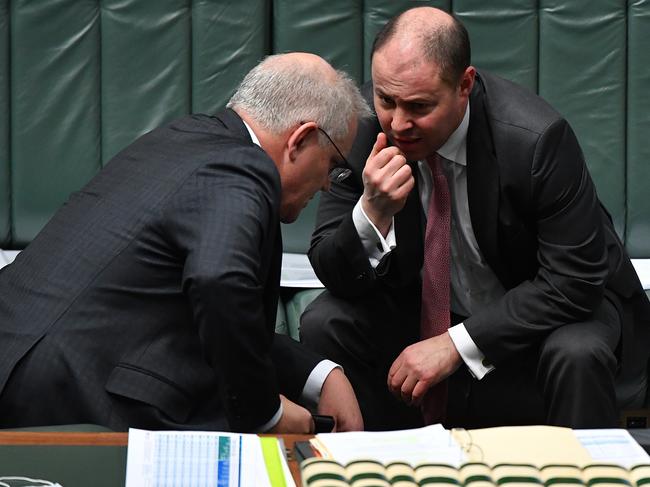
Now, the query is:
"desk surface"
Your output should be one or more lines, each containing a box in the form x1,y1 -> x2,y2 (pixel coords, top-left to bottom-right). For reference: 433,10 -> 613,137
0,431 -> 308,487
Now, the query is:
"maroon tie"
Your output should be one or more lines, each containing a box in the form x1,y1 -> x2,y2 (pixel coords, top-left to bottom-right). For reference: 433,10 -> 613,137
420,152 -> 451,424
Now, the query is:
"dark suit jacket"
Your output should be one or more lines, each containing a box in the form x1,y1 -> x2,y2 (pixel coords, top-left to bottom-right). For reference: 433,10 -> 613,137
0,109 -> 320,431
309,71 -> 650,404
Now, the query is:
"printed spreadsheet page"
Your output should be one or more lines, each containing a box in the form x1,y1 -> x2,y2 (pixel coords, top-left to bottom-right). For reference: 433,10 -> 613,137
125,428 -> 292,487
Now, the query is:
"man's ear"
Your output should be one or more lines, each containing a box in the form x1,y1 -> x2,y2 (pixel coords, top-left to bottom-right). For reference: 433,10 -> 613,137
459,66 -> 476,97
287,121 -> 318,162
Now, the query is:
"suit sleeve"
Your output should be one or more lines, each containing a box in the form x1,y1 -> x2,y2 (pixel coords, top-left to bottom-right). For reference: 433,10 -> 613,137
271,333 -> 323,401
309,82 -> 415,297
465,119 -> 610,364
163,146 -> 286,431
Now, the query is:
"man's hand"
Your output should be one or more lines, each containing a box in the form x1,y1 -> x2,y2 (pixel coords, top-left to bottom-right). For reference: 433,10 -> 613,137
317,368 -> 363,431
361,132 -> 414,236
269,395 -> 314,434
387,332 -> 462,406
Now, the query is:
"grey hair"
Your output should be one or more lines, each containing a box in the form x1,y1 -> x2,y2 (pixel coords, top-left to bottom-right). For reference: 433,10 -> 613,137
227,54 -> 372,146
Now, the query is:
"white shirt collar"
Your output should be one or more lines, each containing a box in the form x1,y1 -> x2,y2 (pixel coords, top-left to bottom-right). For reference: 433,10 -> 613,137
436,103 -> 469,166
242,119 -> 261,147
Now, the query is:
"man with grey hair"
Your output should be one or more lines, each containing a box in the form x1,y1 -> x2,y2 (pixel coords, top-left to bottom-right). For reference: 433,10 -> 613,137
0,52 -> 367,433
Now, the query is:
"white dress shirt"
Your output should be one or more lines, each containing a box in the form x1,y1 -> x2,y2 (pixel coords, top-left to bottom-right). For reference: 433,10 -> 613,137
352,105 -> 505,379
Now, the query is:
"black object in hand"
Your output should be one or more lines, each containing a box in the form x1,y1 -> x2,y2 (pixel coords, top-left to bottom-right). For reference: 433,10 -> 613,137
312,414 -> 335,433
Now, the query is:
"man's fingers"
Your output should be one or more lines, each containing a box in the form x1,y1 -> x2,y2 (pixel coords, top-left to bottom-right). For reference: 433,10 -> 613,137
369,132 -> 388,158
366,136 -> 404,173
388,354 -> 403,385
388,357 -> 409,397
411,380 -> 432,406
383,157 -> 412,185
380,152 -> 407,171
400,374 -> 419,404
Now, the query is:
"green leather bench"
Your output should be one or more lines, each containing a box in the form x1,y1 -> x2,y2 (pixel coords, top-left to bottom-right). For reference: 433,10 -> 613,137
1,0 -> 649,398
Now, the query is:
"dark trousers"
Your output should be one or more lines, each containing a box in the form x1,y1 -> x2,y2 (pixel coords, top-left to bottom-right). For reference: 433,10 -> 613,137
300,289 -> 621,430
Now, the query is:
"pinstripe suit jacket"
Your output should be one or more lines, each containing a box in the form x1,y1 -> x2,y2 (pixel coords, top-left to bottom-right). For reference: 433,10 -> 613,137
0,109 -> 320,431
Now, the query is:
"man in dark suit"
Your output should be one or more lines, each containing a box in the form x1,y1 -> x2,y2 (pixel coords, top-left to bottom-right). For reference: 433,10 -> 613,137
0,52 -> 369,433
301,7 -> 650,430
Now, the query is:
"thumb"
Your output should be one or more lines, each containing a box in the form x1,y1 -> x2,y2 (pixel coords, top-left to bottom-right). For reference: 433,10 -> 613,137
370,132 -> 388,158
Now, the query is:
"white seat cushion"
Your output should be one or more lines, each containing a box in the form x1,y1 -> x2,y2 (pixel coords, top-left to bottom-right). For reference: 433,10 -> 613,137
632,259 -> 650,290
1,250 -> 648,290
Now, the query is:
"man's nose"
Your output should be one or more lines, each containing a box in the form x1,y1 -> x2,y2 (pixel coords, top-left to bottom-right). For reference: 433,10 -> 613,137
391,108 -> 412,132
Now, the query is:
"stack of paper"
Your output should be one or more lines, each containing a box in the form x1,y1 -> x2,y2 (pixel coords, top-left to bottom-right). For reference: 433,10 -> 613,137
310,424 -> 466,466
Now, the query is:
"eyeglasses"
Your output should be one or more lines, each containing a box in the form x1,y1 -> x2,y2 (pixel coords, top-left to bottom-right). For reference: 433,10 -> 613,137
315,126 -> 353,183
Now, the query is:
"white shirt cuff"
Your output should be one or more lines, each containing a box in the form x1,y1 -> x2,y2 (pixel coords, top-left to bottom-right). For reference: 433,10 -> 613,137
300,359 -> 342,410
448,323 -> 495,380
352,200 -> 396,268
255,402 -> 283,433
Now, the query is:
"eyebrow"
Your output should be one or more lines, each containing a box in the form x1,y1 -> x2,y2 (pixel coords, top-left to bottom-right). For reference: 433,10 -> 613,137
374,87 -> 436,104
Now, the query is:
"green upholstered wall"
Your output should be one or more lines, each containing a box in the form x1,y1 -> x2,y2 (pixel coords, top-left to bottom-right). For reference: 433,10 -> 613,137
627,0 -> 650,256
0,1 -> 8,246
0,0 -> 648,258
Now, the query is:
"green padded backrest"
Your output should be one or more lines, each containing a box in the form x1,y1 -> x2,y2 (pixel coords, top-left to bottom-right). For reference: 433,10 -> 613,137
273,0 -> 363,83
626,0 -> 650,257
455,0 -> 538,92
11,0 -> 102,247
0,1 -> 8,245
1,0 -> 269,248
273,0 -> 362,253
0,0 -> 648,259
101,0 -> 271,163
538,0 -> 626,237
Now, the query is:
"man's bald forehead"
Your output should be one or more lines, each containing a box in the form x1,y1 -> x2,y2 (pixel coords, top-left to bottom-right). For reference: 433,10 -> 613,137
371,6 -> 471,86
373,7 -> 454,56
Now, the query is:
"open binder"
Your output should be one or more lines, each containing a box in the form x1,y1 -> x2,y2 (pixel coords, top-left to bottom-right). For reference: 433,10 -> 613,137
300,459 -> 650,487
301,425 -> 650,487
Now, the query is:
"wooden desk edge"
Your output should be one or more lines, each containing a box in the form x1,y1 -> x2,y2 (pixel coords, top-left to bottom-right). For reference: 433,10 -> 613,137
0,431 -> 128,446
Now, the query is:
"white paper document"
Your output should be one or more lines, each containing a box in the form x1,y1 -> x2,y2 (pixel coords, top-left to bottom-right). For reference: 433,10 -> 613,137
280,252 -> 323,288
310,424 -> 466,467
574,429 -> 650,467
125,428 -> 293,487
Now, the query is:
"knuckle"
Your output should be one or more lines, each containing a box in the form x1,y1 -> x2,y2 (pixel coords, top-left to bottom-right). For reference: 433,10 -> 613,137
422,371 -> 434,383
366,172 -> 381,187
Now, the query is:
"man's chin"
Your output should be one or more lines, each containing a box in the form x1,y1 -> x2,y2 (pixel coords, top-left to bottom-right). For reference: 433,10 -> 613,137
280,215 -> 297,224
280,210 -> 299,224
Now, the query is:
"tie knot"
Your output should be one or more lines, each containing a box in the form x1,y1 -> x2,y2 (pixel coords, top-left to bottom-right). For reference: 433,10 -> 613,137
426,153 -> 443,176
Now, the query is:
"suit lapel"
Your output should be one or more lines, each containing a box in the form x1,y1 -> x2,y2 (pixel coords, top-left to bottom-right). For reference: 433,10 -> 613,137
466,75 -> 506,281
